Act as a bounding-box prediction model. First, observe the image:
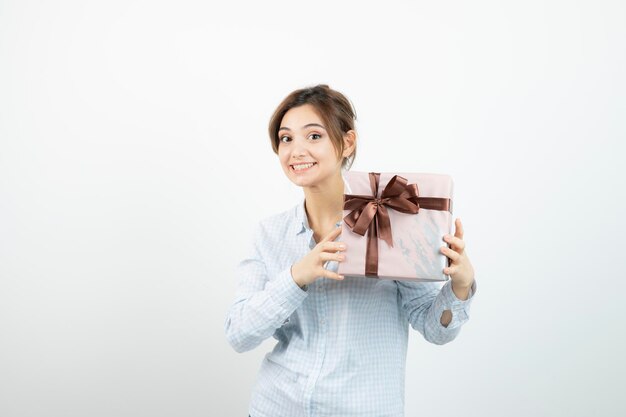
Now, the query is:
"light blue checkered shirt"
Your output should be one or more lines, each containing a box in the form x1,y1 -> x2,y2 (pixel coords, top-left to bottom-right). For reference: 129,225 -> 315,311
225,183 -> 477,417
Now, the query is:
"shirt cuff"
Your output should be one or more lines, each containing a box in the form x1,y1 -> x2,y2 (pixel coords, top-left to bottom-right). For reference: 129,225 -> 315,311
265,266 -> 309,313
437,279 -> 477,329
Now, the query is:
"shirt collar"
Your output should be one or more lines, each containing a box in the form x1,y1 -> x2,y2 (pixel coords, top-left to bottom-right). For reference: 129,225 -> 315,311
294,199 -> 308,235
293,168 -> 351,236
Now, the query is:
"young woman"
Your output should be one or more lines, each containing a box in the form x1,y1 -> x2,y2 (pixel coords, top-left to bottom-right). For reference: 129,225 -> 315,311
224,84 -> 477,417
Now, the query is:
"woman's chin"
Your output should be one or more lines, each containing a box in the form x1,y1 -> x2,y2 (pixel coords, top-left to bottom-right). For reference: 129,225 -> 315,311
291,177 -> 312,187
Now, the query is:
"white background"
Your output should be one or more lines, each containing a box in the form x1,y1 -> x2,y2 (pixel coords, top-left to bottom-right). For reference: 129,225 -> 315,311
1,1 -> 624,416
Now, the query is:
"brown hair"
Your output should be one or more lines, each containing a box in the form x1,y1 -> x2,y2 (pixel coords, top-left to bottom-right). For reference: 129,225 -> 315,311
268,84 -> 357,170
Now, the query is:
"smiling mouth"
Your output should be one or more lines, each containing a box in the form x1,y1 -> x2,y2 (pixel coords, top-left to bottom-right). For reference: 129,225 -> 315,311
291,162 -> 317,172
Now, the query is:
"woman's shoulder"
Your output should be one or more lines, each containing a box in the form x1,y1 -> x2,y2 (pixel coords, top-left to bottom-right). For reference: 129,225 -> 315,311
255,202 -> 301,241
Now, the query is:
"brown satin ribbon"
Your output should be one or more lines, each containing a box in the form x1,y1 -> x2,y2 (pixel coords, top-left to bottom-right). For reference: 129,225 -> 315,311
343,172 -> 452,277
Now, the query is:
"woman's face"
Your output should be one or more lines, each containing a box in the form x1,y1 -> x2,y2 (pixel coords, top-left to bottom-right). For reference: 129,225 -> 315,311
277,104 -> 343,188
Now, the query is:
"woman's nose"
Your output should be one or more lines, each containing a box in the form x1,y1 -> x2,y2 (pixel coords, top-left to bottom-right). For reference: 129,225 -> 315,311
291,138 -> 308,156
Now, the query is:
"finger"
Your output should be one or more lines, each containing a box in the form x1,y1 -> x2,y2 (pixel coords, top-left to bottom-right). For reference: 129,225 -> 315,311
440,245 -> 461,263
455,218 -> 464,239
444,235 -> 465,254
320,252 -> 346,262
444,265 -> 458,275
320,224 -> 343,243
321,240 -> 347,253
321,268 -> 345,280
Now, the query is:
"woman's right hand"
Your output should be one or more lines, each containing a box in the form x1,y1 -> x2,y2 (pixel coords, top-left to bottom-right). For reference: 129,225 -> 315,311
290,225 -> 347,288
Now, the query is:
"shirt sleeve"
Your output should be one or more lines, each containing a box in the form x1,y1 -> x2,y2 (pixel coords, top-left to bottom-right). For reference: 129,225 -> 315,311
224,221 -> 309,353
396,278 -> 477,345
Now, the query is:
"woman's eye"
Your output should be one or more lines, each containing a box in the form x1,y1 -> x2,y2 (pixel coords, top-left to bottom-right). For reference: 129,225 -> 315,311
310,133 -> 321,140
280,136 -> 291,143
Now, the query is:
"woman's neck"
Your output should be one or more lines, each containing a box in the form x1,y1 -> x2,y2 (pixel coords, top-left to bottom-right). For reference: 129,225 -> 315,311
303,172 -> 345,230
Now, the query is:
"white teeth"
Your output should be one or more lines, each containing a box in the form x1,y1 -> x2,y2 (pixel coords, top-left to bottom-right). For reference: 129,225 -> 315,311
292,163 -> 315,171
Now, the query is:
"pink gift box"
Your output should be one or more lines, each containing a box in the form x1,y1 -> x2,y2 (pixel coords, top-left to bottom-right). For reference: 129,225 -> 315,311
336,171 -> 454,282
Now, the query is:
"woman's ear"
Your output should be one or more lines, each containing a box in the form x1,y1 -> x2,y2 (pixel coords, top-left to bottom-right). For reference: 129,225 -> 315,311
343,130 -> 356,157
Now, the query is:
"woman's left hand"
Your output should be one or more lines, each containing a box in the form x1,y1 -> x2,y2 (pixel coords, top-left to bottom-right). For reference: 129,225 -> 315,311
440,218 -> 475,291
